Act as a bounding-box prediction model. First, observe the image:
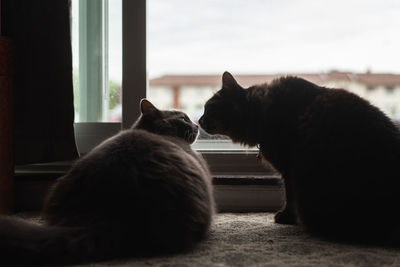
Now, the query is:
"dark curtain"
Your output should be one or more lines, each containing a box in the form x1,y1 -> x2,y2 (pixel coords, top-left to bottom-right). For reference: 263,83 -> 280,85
2,0 -> 79,164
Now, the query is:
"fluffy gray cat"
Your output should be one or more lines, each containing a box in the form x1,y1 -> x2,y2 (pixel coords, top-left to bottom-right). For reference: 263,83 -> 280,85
0,99 -> 215,265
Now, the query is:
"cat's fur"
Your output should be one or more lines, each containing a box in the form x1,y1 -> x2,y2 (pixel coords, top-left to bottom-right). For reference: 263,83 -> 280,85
0,99 -> 214,265
199,71 -> 400,245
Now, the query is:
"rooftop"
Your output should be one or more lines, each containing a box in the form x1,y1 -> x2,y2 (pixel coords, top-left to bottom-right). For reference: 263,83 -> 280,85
149,71 -> 400,88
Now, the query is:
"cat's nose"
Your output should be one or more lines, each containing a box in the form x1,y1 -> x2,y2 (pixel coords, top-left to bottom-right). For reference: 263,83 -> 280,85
198,116 -> 204,126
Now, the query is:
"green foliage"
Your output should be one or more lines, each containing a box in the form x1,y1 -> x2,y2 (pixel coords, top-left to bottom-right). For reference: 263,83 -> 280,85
72,70 -> 121,113
73,70 -> 80,113
109,80 -> 121,110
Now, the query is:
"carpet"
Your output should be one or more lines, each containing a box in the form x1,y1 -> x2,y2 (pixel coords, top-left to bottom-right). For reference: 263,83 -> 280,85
22,213 -> 400,266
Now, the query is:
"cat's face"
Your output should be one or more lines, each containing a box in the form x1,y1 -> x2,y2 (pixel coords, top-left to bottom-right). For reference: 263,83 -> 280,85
199,72 -> 246,139
134,99 -> 199,144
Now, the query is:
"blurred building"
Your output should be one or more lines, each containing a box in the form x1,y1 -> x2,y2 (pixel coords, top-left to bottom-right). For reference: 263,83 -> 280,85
149,71 -> 400,121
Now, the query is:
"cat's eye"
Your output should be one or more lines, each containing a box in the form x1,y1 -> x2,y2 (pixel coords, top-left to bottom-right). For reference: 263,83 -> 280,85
181,116 -> 190,122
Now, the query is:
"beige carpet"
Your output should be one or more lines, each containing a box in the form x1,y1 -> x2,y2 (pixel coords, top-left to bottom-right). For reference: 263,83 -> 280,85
20,213 -> 400,266
76,213 -> 400,267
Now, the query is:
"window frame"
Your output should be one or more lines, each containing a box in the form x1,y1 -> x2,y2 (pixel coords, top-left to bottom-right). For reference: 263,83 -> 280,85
74,0 -> 147,151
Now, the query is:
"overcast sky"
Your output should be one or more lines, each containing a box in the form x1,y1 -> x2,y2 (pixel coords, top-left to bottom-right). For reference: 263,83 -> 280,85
149,0 -> 400,78
72,0 -> 400,81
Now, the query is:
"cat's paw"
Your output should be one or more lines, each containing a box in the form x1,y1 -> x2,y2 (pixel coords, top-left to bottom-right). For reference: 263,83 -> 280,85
274,210 -> 297,225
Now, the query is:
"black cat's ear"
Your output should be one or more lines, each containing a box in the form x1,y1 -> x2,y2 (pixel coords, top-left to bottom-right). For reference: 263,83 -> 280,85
222,71 -> 240,90
140,99 -> 158,114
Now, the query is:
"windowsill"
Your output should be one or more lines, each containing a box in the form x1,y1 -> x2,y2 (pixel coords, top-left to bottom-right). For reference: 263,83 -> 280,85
14,164 -> 283,213
14,164 -> 282,186
15,149 -> 278,177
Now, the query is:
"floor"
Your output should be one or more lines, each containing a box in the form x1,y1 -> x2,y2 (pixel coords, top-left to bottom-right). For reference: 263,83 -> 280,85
60,212 -> 400,267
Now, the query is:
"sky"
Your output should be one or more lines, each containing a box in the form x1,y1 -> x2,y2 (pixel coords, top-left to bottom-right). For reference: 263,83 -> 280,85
72,0 -> 400,81
149,0 -> 400,78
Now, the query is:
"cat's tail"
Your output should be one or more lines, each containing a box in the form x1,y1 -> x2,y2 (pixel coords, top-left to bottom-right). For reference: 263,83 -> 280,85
0,215 -> 111,265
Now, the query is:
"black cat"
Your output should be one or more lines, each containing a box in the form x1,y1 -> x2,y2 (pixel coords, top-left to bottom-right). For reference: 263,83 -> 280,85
199,71 -> 400,244
0,99 -> 214,265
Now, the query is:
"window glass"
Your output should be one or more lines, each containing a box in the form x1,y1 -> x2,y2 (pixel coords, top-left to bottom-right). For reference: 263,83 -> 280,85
72,0 -> 122,122
149,0 -> 400,136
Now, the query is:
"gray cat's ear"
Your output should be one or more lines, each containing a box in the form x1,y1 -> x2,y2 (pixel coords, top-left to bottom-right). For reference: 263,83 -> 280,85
222,71 -> 240,90
140,99 -> 158,114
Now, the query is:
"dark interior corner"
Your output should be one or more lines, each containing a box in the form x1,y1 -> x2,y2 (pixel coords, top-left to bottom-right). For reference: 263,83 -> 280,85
1,0 -> 79,214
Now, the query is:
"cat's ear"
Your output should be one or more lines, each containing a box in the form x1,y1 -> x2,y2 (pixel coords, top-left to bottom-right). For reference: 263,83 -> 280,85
222,71 -> 241,90
140,99 -> 158,114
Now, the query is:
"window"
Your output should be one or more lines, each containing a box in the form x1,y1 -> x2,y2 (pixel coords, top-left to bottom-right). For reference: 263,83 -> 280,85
72,0 -> 147,155
73,0 -> 400,172
72,0 -> 264,174
72,0 -> 122,123
148,0 -> 400,124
